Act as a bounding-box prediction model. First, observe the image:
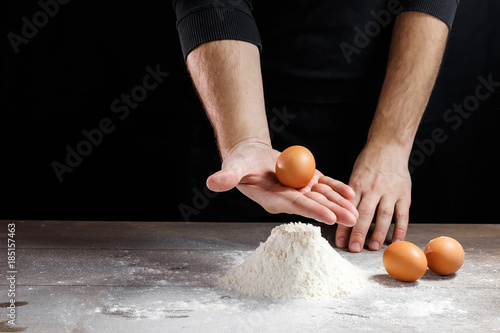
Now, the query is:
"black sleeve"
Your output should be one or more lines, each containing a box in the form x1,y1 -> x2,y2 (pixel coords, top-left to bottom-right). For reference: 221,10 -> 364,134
400,0 -> 460,30
171,0 -> 262,61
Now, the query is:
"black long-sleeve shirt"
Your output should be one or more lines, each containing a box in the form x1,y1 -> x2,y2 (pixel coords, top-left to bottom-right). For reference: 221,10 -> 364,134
172,0 -> 460,103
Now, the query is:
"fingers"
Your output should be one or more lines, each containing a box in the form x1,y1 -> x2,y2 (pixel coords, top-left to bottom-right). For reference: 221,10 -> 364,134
368,198 -> 410,249
275,175 -> 359,226
206,169 -> 240,192
368,196 -> 394,251
311,183 -> 358,216
206,159 -> 246,192
392,199 -> 410,242
304,191 -> 357,226
266,179 -> 359,226
335,224 -> 352,248
310,183 -> 358,226
318,176 -> 356,200
347,194 -> 378,252
340,195 -> 410,252
289,194 -> 338,224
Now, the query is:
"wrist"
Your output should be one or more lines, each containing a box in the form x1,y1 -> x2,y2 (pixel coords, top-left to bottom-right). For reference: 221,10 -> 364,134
365,120 -> 416,157
221,137 -> 272,161
363,137 -> 413,161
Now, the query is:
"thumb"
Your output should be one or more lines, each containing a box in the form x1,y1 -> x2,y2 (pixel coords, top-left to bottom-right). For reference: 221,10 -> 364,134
206,160 -> 245,192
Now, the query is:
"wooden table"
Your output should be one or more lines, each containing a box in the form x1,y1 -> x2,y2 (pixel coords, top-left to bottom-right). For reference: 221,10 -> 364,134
0,221 -> 499,332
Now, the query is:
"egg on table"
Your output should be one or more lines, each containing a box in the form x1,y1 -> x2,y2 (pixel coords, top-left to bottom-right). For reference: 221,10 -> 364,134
424,236 -> 465,275
383,241 -> 428,282
275,145 -> 316,189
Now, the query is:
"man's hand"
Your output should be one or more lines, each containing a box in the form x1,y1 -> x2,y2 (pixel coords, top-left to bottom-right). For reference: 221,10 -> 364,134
336,143 -> 411,252
335,12 -> 449,252
207,140 -> 359,226
188,40 -> 358,226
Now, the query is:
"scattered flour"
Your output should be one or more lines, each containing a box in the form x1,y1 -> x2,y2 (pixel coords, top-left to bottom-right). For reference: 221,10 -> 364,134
97,304 -> 192,319
220,222 -> 367,300
371,299 -> 465,318
405,300 -> 457,317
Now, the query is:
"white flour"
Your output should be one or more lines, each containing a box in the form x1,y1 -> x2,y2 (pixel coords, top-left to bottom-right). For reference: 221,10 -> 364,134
220,222 -> 367,300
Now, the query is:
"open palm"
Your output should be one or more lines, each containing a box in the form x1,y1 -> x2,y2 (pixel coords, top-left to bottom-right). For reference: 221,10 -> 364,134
207,142 -> 358,226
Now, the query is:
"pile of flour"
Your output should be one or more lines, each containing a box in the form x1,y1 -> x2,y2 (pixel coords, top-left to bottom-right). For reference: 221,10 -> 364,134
220,222 -> 367,300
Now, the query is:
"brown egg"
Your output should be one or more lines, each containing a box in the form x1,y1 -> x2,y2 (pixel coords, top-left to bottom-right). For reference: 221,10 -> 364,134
425,236 -> 465,275
275,146 -> 316,189
383,241 -> 428,282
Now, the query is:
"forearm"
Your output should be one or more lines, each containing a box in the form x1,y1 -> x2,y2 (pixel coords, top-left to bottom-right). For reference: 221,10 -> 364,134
366,11 -> 449,156
187,40 -> 270,160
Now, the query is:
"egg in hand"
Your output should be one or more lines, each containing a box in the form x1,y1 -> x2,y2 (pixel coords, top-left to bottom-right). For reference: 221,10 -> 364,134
275,146 -> 316,189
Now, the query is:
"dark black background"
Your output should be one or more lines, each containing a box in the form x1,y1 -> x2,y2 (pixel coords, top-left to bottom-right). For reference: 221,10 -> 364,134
2,0 -> 499,222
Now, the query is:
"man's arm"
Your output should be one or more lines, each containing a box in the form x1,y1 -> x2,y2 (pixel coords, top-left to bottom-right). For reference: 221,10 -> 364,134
335,11 -> 449,252
187,40 -> 359,226
187,40 -> 270,160
173,0 -> 358,226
